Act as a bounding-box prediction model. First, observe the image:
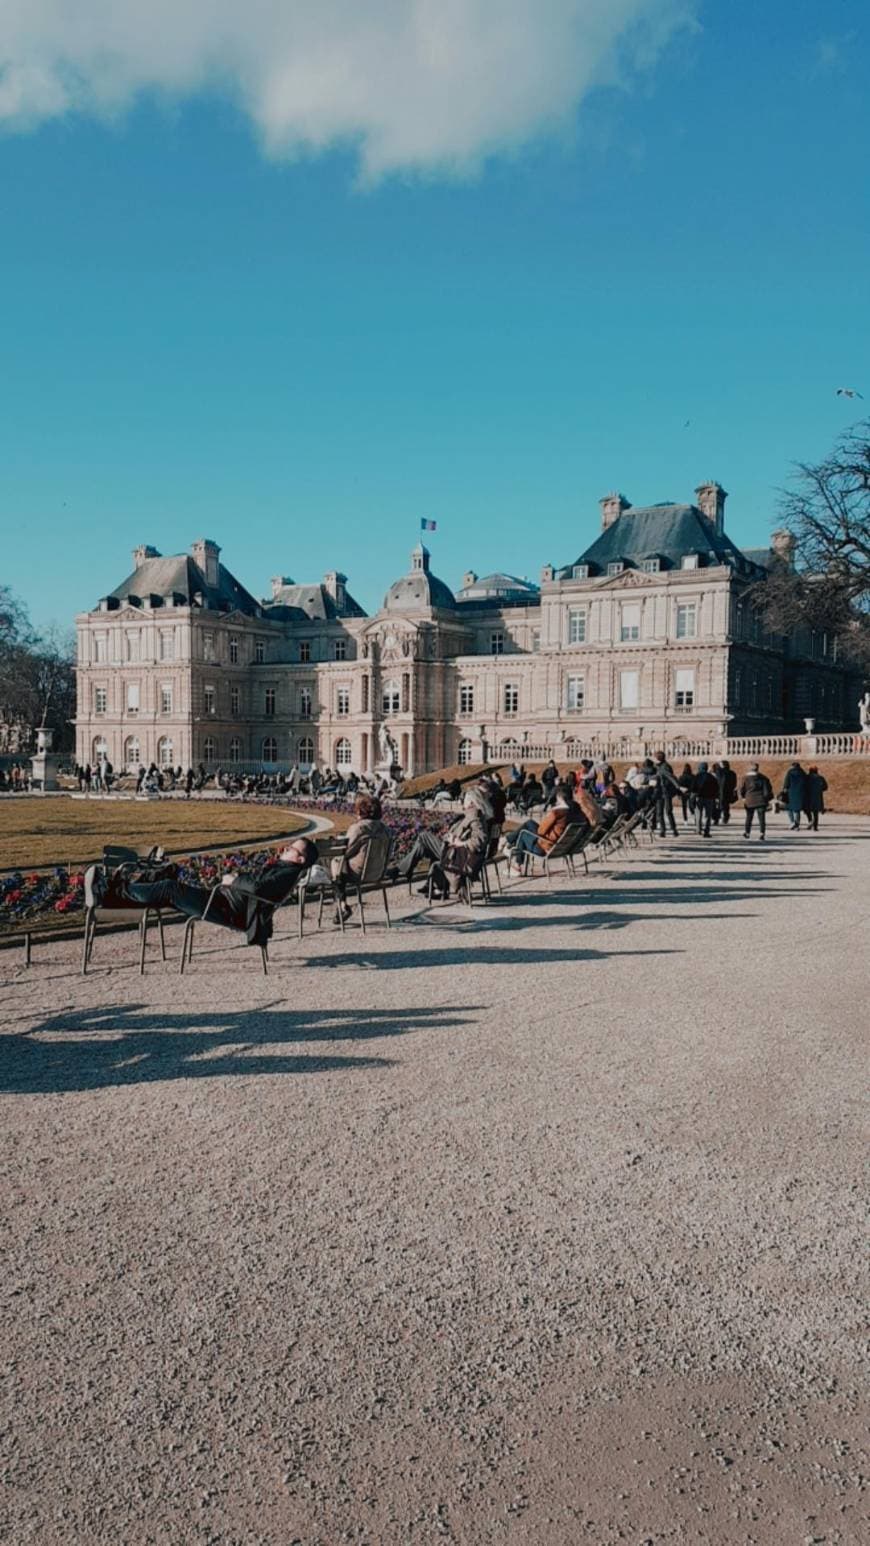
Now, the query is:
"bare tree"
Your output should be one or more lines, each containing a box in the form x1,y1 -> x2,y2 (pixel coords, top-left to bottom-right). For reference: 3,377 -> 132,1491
0,588 -> 76,751
756,419 -> 870,670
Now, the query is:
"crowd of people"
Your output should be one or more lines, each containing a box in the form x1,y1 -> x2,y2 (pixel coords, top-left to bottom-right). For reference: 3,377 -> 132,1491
0,762 -> 32,793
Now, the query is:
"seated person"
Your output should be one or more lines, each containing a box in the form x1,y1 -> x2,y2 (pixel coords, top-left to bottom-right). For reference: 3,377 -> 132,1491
519,775 -> 543,811
124,837 -> 319,947
479,773 -> 507,825
395,787 -> 493,897
504,783 -> 578,870
329,795 -> 391,921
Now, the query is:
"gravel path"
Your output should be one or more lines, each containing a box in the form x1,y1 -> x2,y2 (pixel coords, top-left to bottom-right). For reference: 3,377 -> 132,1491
1,817 -> 867,1544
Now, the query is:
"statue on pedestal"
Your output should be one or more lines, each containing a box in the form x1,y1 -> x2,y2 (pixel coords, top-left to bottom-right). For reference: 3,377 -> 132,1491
377,721 -> 398,768
858,692 -> 870,738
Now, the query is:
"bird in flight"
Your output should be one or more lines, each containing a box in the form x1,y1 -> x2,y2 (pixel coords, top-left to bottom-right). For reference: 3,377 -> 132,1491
836,387 -> 863,399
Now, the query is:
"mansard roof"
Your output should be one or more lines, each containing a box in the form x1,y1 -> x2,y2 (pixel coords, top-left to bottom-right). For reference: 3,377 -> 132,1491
265,582 -> 366,621
561,503 -> 758,578
105,555 -> 261,615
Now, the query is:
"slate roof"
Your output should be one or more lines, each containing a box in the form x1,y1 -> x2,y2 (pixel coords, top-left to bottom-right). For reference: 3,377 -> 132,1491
456,572 -> 541,605
560,503 -> 761,577
106,556 -> 261,615
265,583 -> 367,621
383,544 -> 456,612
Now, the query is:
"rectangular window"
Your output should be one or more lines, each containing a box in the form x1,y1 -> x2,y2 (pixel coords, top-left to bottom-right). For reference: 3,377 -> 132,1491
733,668 -> 742,705
674,668 -> 695,708
94,686 -> 108,714
333,638 -> 347,661
204,685 -> 216,716
503,682 -> 519,715
620,604 -> 640,642
299,688 -> 312,719
336,687 -> 350,716
490,631 -> 505,655
254,639 -> 265,664
160,685 -> 173,715
531,628 -> 541,653
607,561 -> 625,576
459,683 -> 474,715
682,554 -> 699,570
361,676 -> 369,713
126,683 -> 140,714
641,557 -> 661,573
265,688 -> 276,716
566,675 -> 585,711
94,633 -> 107,663
159,630 -> 174,661
299,640 -> 311,663
619,669 -> 639,710
230,686 -> 240,716
735,601 -> 744,637
229,636 -> 239,664
202,631 -> 214,662
125,630 -> 140,662
676,602 -> 697,639
572,565 -> 589,580
568,607 -> 587,644
402,674 -> 410,713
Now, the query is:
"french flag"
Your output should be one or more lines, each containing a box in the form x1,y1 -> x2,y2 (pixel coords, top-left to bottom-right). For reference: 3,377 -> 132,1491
420,518 -> 437,532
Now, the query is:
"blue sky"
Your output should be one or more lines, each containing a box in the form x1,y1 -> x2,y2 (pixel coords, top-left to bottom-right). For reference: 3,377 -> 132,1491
1,0 -> 867,630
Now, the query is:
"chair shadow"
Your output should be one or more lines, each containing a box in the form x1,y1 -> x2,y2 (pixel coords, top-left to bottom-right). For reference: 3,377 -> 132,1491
3,1003 -> 480,1097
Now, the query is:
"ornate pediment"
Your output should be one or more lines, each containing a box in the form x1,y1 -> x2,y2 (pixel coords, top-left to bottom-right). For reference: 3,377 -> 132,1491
596,568 -> 660,590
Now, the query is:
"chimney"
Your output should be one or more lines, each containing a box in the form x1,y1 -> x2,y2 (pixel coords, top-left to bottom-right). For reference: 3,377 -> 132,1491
770,529 -> 796,568
190,538 -> 221,589
132,544 -> 160,569
323,571 -> 348,609
600,492 -> 631,530
695,481 -> 728,536
270,575 -> 293,599
540,563 -> 555,584
463,570 -> 478,589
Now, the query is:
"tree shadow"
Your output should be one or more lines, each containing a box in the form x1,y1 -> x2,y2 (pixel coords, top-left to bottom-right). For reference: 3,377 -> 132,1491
3,1003 -> 480,1097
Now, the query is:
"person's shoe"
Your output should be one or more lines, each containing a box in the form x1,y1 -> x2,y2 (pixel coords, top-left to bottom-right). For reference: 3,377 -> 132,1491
758,836 -> 765,841
333,904 -> 352,924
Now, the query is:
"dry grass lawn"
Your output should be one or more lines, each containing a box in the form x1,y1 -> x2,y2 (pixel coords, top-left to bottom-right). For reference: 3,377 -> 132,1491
0,795 -> 308,871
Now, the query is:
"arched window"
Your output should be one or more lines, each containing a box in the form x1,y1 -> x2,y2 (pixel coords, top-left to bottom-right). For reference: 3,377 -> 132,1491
157,737 -> 173,768
335,737 -> 352,767
124,736 -> 140,769
228,737 -> 242,764
298,736 -> 314,767
203,736 -> 217,762
262,736 -> 278,764
382,679 -> 400,715
458,738 -> 473,766
92,736 -> 109,763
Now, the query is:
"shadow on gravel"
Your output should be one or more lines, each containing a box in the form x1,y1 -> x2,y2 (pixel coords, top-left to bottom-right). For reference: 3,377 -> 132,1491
3,1003 -> 478,1095
505,882 -> 834,908
317,946 -> 681,971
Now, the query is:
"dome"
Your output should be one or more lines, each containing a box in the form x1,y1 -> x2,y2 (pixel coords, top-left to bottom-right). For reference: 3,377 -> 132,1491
456,571 -> 540,604
382,544 -> 456,612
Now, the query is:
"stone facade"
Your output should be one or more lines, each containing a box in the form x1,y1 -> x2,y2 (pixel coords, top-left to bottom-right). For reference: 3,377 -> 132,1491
74,487 -> 858,775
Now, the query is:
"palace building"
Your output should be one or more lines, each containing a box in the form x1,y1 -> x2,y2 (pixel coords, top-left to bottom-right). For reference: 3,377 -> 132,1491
74,483 -> 857,775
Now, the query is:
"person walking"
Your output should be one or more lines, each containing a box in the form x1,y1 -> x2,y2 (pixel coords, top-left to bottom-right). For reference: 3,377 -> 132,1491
653,758 -> 680,837
676,763 -> 694,822
716,759 -> 738,825
803,765 -> 828,831
740,762 -> 773,841
693,762 -> 719,837
782,761 -> 807,830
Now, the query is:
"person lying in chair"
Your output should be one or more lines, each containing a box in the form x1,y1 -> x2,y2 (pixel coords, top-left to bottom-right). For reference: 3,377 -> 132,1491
393,785 -> 493,899
125,836 -> 319,947
503,782 -> 581,874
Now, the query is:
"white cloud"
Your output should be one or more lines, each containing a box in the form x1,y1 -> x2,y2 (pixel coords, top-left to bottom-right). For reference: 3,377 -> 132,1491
0,1 -> 696,179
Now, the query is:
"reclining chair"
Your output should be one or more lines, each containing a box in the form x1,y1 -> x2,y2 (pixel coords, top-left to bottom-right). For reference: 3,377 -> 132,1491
81,845 -> 168,976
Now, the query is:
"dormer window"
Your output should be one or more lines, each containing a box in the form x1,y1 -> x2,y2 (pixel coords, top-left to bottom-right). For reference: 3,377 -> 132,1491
572,564 -> 589,580
607,561 -> 625,576
641,557 -> 661,573
682,553 -> 699,570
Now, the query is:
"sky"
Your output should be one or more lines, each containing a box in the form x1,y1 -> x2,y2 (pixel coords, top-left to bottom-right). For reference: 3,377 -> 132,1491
1,0 -> 867,631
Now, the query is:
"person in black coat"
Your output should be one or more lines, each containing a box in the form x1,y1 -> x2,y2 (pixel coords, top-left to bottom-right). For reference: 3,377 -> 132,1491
693,762 -> 719,837
803,766 -> 828,831
126,837 -> 319,947
715,759 -> 738,824
782,761 -> 807,830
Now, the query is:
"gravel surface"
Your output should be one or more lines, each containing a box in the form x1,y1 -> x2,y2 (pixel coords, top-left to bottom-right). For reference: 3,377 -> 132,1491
1,817 -> 867,1545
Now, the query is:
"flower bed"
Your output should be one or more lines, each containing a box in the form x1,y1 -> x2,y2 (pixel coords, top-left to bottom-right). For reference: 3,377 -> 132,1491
0,804 -> 454,935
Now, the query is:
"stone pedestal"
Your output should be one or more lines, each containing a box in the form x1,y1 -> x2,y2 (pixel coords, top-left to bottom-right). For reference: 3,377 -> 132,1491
30,727 -> 60,791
